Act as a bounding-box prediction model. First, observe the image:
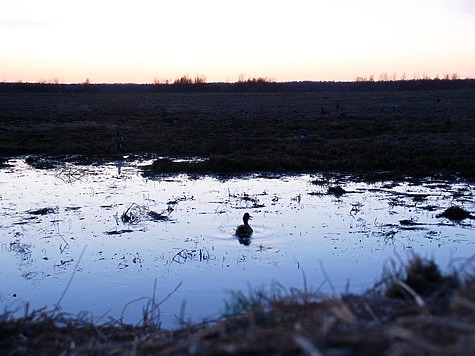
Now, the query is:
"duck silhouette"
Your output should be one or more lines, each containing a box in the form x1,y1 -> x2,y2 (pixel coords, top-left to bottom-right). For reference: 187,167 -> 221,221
235,212 -> 253,238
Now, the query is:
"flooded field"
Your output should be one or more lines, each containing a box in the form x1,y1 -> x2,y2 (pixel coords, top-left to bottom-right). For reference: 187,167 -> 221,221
0,157 -> 474,329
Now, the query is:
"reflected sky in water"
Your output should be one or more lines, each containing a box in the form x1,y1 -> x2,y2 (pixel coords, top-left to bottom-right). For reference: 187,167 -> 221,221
0,158 -> 474,328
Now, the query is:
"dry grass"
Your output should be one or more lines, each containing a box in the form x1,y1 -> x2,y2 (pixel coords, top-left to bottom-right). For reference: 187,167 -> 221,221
1,257 -> 475,355
1,88 -> 474,179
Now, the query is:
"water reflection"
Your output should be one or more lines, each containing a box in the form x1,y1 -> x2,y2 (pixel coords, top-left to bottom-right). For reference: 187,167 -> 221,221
115,160 -> 123,176
0,157 -> 473,329
238,237 -> 251,246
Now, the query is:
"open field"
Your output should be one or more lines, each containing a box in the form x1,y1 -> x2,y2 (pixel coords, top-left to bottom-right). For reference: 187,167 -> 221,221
1,85 -> 474,178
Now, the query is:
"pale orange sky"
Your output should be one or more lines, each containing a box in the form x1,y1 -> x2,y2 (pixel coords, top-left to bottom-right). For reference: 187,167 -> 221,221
1,0 -> 474,83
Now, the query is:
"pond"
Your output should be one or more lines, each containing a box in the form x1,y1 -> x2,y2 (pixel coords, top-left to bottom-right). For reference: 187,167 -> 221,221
0,158 -> 474,329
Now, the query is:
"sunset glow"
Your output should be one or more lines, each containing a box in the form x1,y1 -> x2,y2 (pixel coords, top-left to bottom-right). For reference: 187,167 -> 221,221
1,0 -> 474,83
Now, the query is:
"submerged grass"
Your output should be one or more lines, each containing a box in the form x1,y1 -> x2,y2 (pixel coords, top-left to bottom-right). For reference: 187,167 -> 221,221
1,255 -> 475,354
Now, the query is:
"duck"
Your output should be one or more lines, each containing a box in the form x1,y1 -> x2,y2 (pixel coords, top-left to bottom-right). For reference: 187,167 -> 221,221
235,212 -> 253,238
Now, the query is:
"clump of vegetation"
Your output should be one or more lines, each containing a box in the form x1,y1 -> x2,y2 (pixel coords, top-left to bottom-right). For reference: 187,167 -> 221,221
143,153 -> 313,176
120,203 -> 171,224
120,204 -> 138,223
0,308 -> 153,354
28,207 -> 57,215
437,205 -> 473,221
328,185 -> 346,197
104,229 -> 134,235
384,256 -> 458,304
148,211 -> 170,221
223,284 -> 285,318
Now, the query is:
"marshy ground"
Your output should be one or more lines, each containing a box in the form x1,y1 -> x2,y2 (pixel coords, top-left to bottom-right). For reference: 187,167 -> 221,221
0,83 -> 474,354
1,84 -> 474,179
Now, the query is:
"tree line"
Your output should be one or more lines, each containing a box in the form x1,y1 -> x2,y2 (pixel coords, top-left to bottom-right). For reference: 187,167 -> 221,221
1,78 -> 474,93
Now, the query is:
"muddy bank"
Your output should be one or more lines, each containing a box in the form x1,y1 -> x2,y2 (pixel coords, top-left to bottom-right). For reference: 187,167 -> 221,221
1,88 -> 474,179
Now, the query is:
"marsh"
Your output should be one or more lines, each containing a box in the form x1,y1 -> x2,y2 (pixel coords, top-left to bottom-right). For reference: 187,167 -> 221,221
1,158 -> 473,328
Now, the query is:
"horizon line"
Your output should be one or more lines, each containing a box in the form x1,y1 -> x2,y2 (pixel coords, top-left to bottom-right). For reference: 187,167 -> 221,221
2,76 -> 474,86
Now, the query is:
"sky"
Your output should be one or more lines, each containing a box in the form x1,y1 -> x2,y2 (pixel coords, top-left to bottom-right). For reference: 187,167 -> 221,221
1,0 -> 474,83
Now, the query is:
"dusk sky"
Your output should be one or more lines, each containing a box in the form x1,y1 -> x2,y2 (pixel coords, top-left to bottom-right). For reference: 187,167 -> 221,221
1,0 -> 474,83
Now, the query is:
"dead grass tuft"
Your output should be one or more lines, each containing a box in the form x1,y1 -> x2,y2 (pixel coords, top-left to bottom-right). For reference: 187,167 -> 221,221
384,257 -> 458,302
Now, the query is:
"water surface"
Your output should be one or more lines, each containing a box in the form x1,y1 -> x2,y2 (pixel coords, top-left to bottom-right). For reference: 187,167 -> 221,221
0,158 -> 473,328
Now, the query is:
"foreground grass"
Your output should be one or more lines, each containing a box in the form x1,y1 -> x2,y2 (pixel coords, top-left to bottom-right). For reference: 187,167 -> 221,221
1,88 -> 474,179
1,256 -> 474,354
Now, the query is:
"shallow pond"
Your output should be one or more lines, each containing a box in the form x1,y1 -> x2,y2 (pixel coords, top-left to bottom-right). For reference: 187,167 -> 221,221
0,158 -> 474,328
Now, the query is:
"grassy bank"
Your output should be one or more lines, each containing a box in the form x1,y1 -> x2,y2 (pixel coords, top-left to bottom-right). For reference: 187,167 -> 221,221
1,256 -> 474,354
1,88 -> 474,179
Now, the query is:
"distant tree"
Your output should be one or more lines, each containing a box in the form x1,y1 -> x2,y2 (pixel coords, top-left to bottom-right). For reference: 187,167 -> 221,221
247,76 -> 276,83
174,74 -> 193,84
193,74 -> 206,84
379,72 -> 389,82
154,77 -> 171,84
37,78 -> 61,84
451,73 -> 459,80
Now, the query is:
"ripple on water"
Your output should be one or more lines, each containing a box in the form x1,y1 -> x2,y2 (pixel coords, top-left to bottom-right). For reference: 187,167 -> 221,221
0,157 -> 474,328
